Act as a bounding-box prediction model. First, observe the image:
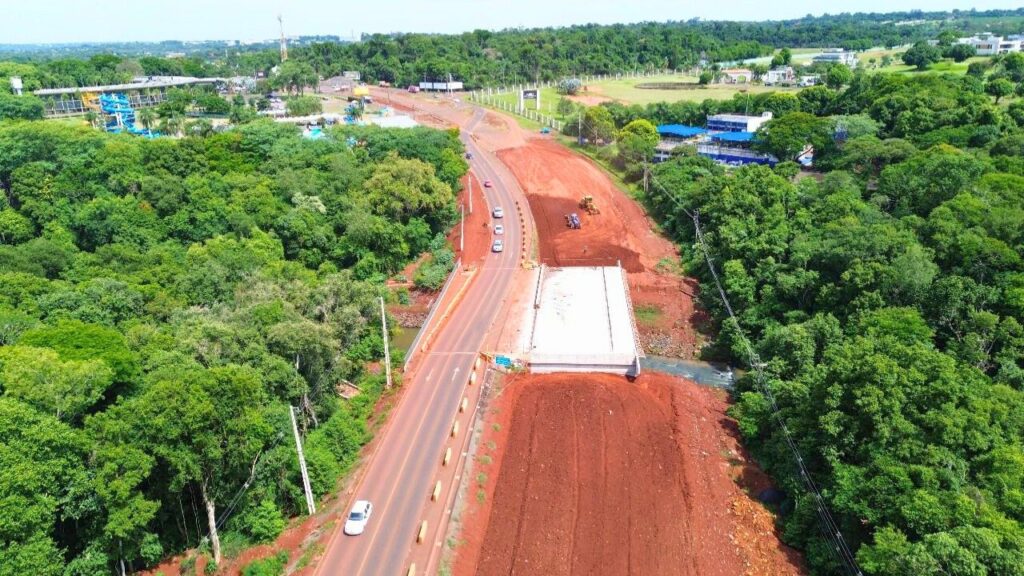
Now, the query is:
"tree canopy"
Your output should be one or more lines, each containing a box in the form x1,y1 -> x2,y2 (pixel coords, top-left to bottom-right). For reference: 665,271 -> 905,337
640,70 -> 1024,575
0,119 -> 466,572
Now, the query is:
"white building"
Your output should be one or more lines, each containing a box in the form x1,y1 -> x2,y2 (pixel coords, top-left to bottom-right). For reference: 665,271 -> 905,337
958,33 -> 1022,56
764,66 -> 795,85
706,111 -> 773,133
418,81 -> 464,91
720,68 -> 753,84
813,49 -> 858,68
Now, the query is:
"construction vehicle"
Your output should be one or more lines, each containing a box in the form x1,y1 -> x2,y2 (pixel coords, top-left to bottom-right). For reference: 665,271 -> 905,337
565,213 -> 581,229
579,195 -> 599,215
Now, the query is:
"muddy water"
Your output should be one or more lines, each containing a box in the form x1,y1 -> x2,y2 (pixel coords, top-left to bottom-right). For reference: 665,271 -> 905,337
392,325 -> 421,354
641,356 -> 736,389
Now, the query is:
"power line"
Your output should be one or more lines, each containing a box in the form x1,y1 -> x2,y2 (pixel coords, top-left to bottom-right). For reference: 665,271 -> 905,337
646,168 -> 864,576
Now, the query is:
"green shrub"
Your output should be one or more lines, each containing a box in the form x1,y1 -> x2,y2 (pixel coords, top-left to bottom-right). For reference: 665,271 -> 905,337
241,551 -> 289,576
243,500 -> 287,543
286,95 -> 323,117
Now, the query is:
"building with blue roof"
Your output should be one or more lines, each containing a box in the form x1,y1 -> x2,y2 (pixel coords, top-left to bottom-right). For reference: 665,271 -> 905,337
657,124 -> 707,138
654,124 -> 707,162
654,113 -> 779,167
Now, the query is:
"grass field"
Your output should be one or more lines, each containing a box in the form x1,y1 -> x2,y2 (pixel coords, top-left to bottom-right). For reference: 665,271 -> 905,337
472,48 -> 1001,126
46,116 -> 91,127
479,73 -> 799,109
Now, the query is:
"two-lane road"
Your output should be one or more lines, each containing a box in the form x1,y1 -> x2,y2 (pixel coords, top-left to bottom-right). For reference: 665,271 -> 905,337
316,108 -> 524,576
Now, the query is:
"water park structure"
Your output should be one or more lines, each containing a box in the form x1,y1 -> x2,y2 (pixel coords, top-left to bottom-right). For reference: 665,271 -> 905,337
34,76 -> 222,118
98,93 -> 156,136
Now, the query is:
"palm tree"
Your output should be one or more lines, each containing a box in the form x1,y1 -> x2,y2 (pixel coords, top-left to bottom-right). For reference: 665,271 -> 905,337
348,101 -> 365,121
159,114 -> 185,137
138,108 -> 156,132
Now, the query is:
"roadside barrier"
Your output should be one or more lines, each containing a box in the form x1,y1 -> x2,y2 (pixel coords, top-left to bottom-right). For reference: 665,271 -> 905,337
403,258 -> 462,371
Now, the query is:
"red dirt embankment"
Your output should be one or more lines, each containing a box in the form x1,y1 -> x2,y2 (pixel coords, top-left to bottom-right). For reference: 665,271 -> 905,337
453,372 -> 804,576
497,138 -> 700,357
449,172 -> 492,266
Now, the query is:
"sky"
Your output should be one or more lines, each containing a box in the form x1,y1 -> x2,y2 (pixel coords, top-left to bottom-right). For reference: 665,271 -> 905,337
1,0 -> 1022,44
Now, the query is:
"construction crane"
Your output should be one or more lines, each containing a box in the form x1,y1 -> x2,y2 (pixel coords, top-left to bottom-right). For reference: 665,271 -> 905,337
278,14 -> 288,62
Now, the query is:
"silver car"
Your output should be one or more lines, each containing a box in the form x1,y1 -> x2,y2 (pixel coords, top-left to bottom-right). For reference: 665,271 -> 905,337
492,239 -> 504,253
494,224 -> 504,235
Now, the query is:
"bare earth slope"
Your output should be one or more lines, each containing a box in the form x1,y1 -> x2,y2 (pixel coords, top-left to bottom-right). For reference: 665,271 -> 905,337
461,373 -> 804,576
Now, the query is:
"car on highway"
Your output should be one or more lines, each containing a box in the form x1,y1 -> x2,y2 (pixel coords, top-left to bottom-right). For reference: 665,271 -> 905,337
344,500 -> 373,536
484,179 -> 493,188
492,206 -> 504,218
494,224 -> 504,235
492,239 -> 504,252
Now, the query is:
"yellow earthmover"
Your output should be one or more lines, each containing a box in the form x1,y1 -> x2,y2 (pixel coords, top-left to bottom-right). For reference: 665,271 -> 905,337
579,195 -> 599,215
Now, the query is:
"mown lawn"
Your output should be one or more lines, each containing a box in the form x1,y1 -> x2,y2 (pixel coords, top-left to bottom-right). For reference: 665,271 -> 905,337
479,72 -> 798,108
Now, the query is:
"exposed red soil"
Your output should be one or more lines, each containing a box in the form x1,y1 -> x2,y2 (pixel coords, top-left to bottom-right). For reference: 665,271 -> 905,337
377,88 -> 526,152
449,172 -> 493,266
496,138 -> 698,357
631,275 -> 705,358
451,372 -> 804,576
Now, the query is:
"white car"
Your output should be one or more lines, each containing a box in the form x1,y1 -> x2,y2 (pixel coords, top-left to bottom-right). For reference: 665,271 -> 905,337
494,224 -> 504,235
344,500 -> 373,536
492,207 -> 504,218
492,239 -> 504,253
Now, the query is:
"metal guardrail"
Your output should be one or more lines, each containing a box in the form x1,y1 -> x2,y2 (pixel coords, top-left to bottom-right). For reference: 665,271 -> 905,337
403,258 -> 462,371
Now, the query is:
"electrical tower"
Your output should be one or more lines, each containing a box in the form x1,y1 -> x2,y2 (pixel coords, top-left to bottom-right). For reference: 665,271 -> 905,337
278,14 -> 288,62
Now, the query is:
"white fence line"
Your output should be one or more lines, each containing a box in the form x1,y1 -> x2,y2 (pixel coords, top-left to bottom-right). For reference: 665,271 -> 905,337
470,68 -> 680,132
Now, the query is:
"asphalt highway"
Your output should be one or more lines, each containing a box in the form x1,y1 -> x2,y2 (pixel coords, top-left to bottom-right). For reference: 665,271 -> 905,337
315,108 -> 523,576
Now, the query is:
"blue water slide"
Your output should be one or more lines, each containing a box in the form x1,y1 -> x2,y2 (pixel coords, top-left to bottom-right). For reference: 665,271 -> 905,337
99,93 -> 157,137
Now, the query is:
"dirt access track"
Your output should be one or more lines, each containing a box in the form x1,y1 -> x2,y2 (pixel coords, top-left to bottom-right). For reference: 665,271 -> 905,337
455,373 -> 805,576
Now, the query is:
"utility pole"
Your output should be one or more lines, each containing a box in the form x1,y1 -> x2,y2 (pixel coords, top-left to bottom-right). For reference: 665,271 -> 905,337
460,204 -> 465,253
379,296 -> 392,390
290,406 -> 316,514
578,106 -> 584,146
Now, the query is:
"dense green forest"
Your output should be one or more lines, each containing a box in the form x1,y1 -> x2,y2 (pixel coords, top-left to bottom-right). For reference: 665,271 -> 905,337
0,120 -> 466,574
635,70 -> 1024,574
4,8 -> 1024,94
272,7 -> 1024,86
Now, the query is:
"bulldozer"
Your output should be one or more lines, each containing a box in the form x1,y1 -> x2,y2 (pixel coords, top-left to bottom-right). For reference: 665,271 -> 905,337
579,195 -> 600,215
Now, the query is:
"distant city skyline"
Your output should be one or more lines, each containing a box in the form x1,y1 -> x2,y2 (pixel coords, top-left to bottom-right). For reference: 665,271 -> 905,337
2,0 -> 1022,45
